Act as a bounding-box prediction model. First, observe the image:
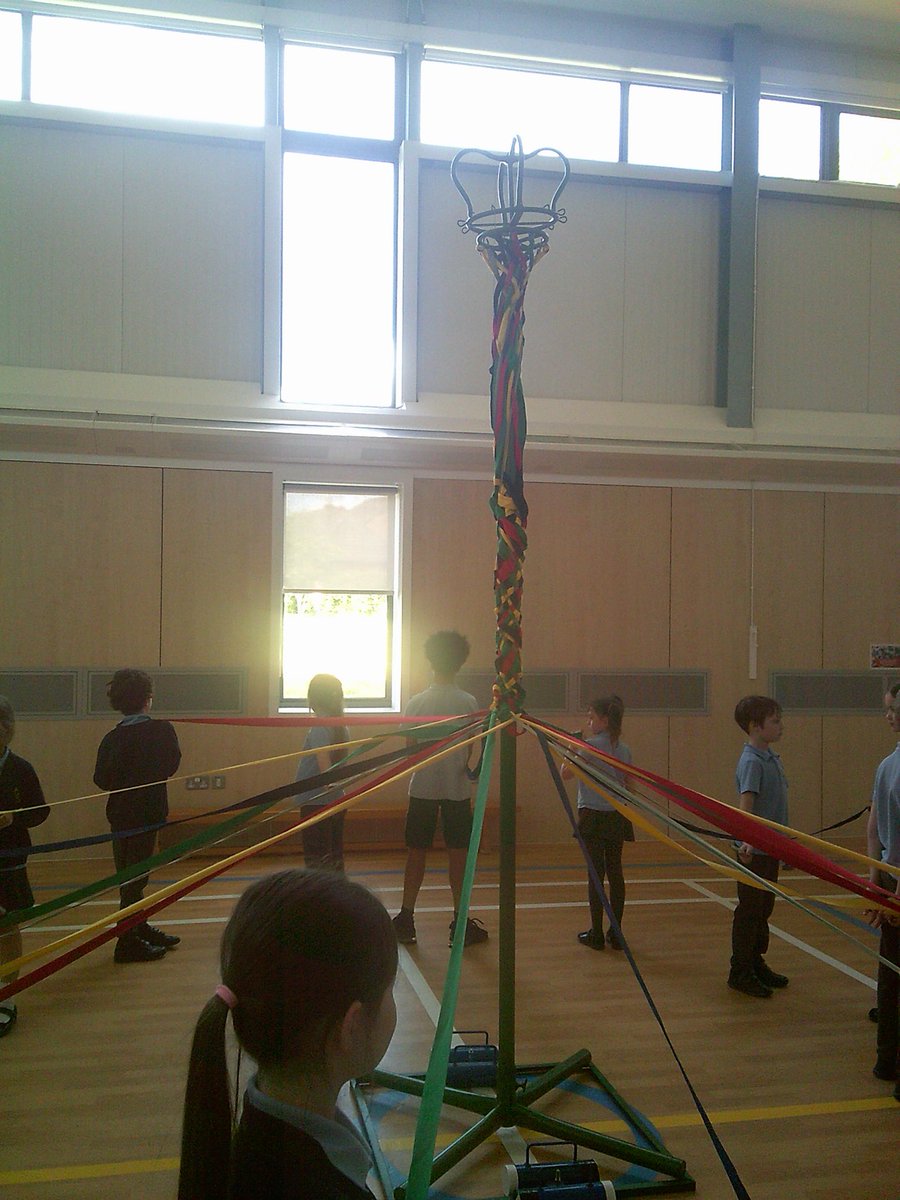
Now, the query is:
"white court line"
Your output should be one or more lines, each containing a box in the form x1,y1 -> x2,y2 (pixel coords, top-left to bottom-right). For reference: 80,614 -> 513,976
684,880 -> 877,989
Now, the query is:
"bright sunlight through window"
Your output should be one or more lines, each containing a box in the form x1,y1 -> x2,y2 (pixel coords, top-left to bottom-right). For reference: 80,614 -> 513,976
0,10 -> 21,101
30,17 -> 264,125
627,84 -> 723,171
283,44 -> 395,139
281,154 -> 396,407
839,112 -> 900,186
421,59 -> 620,161
758,99 -> 821,180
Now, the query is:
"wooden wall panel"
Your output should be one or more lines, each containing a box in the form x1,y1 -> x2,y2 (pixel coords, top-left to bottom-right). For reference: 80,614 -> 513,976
160,469 -> 272,714
823,492 -> 899,669
0,461 -> 161,666
752,490 -> 825,832
821,713 -> 894,834
525,482 -> 671,666
669,488 -> 750,805
408,477 -> 497,683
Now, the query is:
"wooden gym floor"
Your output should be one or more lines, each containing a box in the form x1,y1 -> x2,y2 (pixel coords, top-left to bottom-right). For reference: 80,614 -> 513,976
1,843 -> 897,1200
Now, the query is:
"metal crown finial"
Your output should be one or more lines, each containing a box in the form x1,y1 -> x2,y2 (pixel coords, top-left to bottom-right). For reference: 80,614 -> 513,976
451,135 -> 569,264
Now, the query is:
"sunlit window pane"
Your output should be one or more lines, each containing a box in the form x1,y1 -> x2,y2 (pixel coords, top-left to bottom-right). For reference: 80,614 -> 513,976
759,99 -> 820,180
839,112 -> 900,186
281,154 -> 395,406
421,60 -> 620,162
282,593 -> 391,703
0,10 -> 21,101
627,85 -> 722,170
31,17 -> 264,124
284,44 -> 395,139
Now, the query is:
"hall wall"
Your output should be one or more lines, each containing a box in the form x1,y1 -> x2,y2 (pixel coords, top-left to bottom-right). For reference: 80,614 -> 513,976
2,460 -> 895,854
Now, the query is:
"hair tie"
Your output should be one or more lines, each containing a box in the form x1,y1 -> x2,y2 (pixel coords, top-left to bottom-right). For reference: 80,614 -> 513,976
215,984 -> 238,1010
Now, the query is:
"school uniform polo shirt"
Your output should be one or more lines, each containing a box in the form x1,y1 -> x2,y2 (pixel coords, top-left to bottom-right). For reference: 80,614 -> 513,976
735,742 -> 788,856
872,743 -> 900,869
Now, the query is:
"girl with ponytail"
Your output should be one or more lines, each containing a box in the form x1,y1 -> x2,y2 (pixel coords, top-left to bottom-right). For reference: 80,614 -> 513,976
179,869 -> 397,1200
563,695 -> 635,952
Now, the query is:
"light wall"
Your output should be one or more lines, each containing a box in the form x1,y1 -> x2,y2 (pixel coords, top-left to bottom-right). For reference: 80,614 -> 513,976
2,461 -> 896,855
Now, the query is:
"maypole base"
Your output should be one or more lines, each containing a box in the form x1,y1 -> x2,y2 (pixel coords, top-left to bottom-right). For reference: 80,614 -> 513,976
355,1053 -> 695,1199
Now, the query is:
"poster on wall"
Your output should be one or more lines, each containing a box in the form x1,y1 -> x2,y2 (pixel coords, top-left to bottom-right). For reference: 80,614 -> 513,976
870,644 -> 900,669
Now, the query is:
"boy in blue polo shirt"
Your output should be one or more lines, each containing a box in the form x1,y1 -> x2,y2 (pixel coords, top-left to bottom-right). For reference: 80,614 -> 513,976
729,695 -> 790,998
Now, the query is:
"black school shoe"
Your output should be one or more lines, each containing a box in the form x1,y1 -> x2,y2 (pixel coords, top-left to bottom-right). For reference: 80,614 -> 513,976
448,917 -> 489,947
872,1058 -> 898,1081
141,924 -> 181,949
577,930 -> 605,951
114,933 -> 166,963
754,959 -> 788,988
728,970 -> 773,998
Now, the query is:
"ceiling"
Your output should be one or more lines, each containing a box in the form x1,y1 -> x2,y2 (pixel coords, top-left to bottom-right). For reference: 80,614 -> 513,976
499,0 -> 900,53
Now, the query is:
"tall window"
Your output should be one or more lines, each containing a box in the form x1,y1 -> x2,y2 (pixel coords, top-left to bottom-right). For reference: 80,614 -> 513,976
280,45 -> 398,408
420,57 -> 620,162
627,84 -> 723,171
0,10 -> 21,102
282,486 -> 398,708
30,16 -> 264,124
758,98 -> 821,179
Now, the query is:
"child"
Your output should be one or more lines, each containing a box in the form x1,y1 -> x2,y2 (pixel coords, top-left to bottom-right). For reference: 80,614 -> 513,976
729,695 -> 790,998
295,674 -> 350,872
392,630 -> 485,948
0,697 -> 50,1037
563,695 -> 634,952
93,669 -> 182,963
864,682 -> 900,1099
178,869 -> 398,1200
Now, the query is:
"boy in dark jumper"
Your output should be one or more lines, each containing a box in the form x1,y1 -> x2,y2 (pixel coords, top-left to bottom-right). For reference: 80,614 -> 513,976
94,669 -> 182,963
0,696 -> 50,1036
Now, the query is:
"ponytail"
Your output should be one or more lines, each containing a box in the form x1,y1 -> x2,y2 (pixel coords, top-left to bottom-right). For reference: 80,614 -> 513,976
178,996 -> 233,1200
591,694 -> 625,745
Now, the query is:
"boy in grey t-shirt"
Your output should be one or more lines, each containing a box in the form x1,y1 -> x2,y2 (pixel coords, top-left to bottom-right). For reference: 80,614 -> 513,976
729,695 -> 790,999
392,631 -> 487,948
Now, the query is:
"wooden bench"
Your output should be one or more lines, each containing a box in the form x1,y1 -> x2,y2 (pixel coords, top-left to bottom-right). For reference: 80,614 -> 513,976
159,804 -> 501,857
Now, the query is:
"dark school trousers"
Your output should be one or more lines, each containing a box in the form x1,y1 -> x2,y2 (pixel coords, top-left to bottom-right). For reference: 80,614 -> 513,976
731,852 -> 779,974
112,827 -> 158,915
578,808 -> 627,936
875,870 -> 899,1068
300,804 -> 345,872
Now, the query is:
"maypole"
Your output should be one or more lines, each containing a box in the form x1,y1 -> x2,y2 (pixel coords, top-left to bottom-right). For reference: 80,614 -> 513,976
363,138 -> 694,1199
451,136 -> 567,718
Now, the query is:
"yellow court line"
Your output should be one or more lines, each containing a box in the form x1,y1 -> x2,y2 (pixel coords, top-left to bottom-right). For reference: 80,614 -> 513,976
0,1157 -> 180,1184
2,1096 -> 895,1185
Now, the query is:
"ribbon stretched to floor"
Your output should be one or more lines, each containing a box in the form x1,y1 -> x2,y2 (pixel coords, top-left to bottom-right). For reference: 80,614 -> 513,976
535,728 -> 753,1200
403,711 -> 501,1200
530,718 -> 900,917
0,718 -> 501,995
554,740 -> 900,975
532,721 -> 900,978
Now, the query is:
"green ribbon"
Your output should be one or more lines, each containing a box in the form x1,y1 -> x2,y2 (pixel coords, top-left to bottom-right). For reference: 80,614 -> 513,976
403,712 -> 499,1200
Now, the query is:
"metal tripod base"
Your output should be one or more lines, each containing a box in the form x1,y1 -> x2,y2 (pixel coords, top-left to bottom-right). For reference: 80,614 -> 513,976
355,727 -> 694,1199
357,1049 -> 695,1198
